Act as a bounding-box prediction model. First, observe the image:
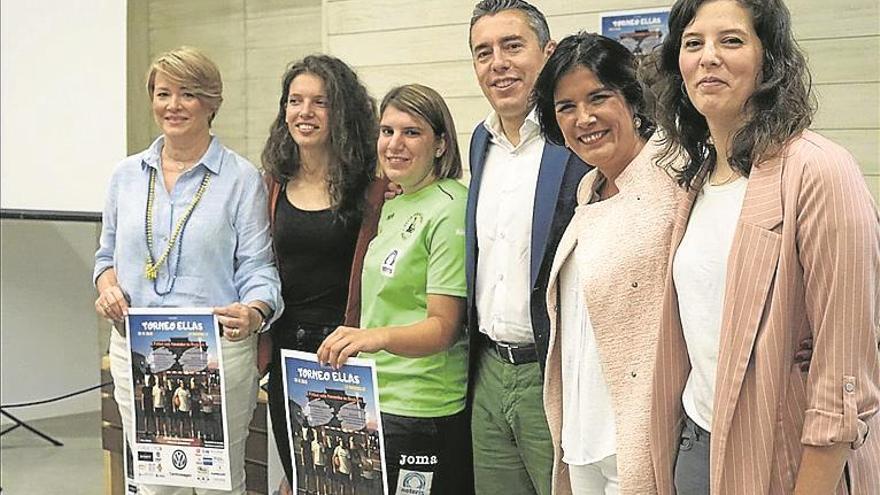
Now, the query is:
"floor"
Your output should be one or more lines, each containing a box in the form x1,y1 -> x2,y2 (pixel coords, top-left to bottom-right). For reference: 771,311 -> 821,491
1,411 -> 103,495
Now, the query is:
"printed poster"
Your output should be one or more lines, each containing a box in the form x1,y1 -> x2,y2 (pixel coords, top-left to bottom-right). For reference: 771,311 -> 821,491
600,9 -> 670,56
126,308 -> 231,491
282,350 -> 388,495
124,436 -> 139,494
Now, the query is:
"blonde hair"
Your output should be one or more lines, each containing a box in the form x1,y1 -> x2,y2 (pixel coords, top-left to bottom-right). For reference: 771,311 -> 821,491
380,84 -> 462,180
146,46 -> 223,124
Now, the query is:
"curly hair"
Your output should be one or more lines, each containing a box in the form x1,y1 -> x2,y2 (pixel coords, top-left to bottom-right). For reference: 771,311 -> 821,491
652,0 -> 814,189
261,54 -> 377,224
533,31 -> 655,147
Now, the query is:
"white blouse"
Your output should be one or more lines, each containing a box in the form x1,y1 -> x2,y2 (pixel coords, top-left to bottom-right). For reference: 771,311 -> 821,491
559,254 -> 617,465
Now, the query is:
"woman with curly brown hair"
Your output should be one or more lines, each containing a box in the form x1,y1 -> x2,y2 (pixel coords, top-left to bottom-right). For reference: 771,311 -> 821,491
259,54 -> 386,495
648,0 -> 880,493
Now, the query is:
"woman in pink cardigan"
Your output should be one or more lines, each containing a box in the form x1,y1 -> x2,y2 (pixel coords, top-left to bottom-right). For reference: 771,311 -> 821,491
532,32 -> 685,494
648,0 -> 880,493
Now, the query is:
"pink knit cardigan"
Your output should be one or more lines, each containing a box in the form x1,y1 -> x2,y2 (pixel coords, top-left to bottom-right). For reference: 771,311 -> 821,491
543,134 -> 684,494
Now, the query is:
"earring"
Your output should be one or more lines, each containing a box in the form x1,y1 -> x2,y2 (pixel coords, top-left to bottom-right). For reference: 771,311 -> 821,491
633,116 -> 642,130
435,149 -> 443,158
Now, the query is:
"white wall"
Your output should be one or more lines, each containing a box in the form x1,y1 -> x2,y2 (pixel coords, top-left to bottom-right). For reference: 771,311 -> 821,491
0,220 -> 103,422
0,0 -> 126,213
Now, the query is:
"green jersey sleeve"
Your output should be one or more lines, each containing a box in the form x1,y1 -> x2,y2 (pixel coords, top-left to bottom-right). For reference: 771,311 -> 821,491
425,182 -> 467,298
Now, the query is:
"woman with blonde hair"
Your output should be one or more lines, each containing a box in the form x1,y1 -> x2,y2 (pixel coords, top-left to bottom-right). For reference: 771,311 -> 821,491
95,46 -> 282,494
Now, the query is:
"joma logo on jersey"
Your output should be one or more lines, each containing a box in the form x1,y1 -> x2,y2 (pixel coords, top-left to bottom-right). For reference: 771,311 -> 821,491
399,454 -> 438,466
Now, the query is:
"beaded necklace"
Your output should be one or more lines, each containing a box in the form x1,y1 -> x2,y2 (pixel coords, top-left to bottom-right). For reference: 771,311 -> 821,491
144,167 -> 211,295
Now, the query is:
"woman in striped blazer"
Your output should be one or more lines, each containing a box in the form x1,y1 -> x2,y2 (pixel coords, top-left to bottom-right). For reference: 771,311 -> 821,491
649,0 -> 880,493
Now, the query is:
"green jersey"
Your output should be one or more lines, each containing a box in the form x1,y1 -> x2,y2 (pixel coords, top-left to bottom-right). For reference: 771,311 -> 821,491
360,178 -> 468,417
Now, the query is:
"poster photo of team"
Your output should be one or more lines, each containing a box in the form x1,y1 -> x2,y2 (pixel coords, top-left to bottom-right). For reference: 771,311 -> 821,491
126,308 -> 232,490
282,350 -> 387,495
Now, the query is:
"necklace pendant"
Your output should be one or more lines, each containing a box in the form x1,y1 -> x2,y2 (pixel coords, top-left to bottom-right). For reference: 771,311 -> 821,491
145,261 -> 158,280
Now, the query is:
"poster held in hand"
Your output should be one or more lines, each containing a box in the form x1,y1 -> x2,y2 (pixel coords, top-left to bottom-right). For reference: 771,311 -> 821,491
126,308 -> 231,490
282,349 -> 388,495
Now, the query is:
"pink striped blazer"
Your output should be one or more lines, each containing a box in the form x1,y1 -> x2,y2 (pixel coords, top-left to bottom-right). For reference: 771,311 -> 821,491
649,131 -> 880,493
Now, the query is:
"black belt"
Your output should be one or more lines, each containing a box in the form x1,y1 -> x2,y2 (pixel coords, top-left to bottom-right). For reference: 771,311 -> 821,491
481,333 -> 537,365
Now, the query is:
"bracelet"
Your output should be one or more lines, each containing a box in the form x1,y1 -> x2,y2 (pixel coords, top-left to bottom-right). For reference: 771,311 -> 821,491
248,305 -> 270,333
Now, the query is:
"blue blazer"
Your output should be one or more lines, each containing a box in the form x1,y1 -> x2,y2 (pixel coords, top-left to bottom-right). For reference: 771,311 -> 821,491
465,123 -> 588,372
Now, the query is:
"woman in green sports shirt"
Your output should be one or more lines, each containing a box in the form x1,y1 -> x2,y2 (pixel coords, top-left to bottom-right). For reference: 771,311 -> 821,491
318,84 -> 470,495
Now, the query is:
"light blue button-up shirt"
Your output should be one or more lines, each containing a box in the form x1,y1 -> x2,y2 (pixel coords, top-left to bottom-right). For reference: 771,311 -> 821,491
94,135 -> 283,318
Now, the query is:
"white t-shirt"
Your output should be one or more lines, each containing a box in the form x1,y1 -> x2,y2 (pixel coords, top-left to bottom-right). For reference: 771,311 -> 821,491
559,255 -> 617,465
152,384 -> 164,408
334,445 -> 352,474
175,387 -> 191,413
673,177 -> 748,431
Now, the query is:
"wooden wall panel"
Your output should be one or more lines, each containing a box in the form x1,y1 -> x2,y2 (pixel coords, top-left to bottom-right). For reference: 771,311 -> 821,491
247,0 -> 320,18
326,0 -> 473,34
357,61 -> 481,99
788,0 -> 879,40
328,24 -> 471,66
148,0 -> 244,29
813,83 -> 879,130
243,1 -> 322,160
801,36 -> 880,85
326,0 -> 676,34
246,9 -> 322,49
150,22 -> 247,76
325,0 -> 880,201
128,0 -> 154,154
137,1 -> 322,166
820,129 -> 880,175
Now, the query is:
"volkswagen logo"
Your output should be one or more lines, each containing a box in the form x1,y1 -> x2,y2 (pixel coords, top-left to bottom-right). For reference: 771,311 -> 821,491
171,449 -> 188,470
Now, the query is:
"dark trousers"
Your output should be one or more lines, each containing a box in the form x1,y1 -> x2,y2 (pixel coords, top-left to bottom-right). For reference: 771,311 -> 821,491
382,409 -> 474,495
674,415 -> 711,494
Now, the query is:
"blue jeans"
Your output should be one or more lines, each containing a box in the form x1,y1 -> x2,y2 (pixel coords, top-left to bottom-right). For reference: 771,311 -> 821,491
673,416 -> 710,494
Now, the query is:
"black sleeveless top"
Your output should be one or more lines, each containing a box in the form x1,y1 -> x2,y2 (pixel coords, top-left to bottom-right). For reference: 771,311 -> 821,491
272,185 -> 360,334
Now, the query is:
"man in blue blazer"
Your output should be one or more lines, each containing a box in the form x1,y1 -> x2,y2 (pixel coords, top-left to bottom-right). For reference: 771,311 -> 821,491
466,1 -> 588,494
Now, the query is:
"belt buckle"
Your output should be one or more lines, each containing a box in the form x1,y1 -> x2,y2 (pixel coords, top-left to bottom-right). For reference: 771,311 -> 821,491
506,345 -> 516,364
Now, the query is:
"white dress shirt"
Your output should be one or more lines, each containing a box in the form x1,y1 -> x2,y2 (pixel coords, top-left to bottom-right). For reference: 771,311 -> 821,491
475,109 -> 545,344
